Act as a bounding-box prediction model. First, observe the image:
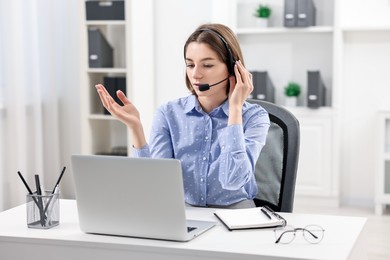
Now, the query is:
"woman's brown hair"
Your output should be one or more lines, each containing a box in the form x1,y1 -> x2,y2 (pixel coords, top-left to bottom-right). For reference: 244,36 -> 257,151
183,23 -> 245,95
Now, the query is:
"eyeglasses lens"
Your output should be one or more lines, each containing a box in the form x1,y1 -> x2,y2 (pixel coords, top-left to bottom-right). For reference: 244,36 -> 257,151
274,226 -> 295,244
303,225 -> 324,244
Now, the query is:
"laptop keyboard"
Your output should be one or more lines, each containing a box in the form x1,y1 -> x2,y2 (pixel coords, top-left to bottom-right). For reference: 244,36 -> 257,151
187,226 -> 197,232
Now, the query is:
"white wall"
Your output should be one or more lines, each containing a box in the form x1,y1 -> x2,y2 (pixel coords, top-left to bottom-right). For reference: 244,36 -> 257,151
341,33 -> 390,205
340,0 -> 390,28
58,1 -> 82,199
153,0 -> 213,107
338,0 -> 390,207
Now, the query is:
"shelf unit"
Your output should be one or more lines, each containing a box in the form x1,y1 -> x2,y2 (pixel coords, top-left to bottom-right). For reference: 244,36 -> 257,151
231,0 -> 335,107
376,111 -> 390,214
80,0 -> 154,156
80,1 -> 130,156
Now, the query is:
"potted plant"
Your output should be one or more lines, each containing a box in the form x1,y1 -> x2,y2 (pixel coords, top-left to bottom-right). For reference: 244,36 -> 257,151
284,82 -> 301,107
254,4 -> 272,27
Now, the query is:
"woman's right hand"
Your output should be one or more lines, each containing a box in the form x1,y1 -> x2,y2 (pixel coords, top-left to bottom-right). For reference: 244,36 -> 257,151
95,84 -> 140,127
95,84 -> 146,148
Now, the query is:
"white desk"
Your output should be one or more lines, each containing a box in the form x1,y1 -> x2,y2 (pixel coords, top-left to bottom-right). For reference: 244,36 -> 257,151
0,200 -> 366,260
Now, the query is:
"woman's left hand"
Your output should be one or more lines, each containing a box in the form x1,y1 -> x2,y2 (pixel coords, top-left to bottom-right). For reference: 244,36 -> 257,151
228,60 -> 253,108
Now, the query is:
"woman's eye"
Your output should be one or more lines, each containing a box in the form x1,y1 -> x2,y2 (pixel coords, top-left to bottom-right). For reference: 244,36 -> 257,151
204,64 -> 214,68
186,64 -> 195,68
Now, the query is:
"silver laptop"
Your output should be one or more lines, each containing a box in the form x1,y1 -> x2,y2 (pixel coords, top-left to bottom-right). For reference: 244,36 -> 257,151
71,154 -> 216,241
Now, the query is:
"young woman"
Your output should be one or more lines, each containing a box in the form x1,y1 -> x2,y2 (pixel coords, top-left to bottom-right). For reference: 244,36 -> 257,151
95,23 -> 270,209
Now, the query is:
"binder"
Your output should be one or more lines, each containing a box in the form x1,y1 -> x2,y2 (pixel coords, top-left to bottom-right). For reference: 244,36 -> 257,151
251,71 -> 275,103
307,71 -> 326,108
103,76 -> 127,114
296,0 -> 316,27
86,0 -> 125,21
116,77 -> 126,97
284,0 -> 316,27
88,28 -> 114,68
284,0 -> 296,27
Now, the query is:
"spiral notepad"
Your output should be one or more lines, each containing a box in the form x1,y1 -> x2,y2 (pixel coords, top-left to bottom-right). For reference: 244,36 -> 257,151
214,206 -> 287,231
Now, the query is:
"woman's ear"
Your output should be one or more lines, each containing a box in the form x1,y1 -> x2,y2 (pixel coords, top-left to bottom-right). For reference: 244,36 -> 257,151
227,75 -> 236,96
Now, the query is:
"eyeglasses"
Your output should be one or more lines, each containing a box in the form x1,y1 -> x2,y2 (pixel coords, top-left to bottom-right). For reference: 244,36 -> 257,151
274,225 -> 325,244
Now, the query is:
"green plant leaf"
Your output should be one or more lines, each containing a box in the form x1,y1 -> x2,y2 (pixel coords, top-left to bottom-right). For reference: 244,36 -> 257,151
284,82 -> 301,96
254,5 -> 271,18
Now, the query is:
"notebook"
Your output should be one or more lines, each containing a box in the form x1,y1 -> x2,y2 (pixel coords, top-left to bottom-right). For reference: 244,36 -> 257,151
214,206 -> 287,231
71,154 -> 216,241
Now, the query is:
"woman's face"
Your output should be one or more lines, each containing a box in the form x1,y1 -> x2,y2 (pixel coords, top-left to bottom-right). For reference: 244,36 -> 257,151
185,42 -> 229,97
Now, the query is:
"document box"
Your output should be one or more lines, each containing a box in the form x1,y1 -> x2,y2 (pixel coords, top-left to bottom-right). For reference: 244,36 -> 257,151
86,0 -> 125,20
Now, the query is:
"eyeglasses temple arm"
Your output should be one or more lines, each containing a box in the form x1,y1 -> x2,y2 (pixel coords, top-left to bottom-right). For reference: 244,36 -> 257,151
302,228 -> 319,239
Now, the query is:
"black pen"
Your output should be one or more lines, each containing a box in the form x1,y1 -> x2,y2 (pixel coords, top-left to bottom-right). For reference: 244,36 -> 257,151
35,174 -> 42,195
17,171 -> 33,195
35,174 -> 46,226
52,166 -> 66,194
261,207 -> 272,220
17,171 -> 44,213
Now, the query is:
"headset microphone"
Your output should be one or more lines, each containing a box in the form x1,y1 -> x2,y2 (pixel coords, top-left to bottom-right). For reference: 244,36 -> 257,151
198,77 -> 230,92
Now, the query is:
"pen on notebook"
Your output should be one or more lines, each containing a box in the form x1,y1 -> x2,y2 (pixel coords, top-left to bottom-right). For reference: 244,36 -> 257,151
52,166 -> 66,194
261,207 -> 272,220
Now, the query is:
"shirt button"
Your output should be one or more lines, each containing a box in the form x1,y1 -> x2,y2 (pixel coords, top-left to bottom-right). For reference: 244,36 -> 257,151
200,178 -> 204,182
202,157 -> 206,161
205,136 -> 209,140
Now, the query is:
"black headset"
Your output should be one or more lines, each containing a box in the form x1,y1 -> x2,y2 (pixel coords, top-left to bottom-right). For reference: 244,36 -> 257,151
199,28 -> 236,75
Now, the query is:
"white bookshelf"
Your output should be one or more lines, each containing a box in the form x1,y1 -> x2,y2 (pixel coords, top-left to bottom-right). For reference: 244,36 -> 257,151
376,111 -> 390,215
79,0 -> 154,156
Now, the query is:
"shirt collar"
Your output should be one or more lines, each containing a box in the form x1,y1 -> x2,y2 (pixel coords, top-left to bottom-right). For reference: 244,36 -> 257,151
183,95 -> 200,113
183,95 -> 248,116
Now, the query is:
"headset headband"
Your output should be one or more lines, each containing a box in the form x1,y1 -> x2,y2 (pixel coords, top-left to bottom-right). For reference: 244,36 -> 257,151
199,28 -> 235,75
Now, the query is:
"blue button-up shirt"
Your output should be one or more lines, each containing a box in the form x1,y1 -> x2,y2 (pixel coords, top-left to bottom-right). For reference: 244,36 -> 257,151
132,95 -> 270,207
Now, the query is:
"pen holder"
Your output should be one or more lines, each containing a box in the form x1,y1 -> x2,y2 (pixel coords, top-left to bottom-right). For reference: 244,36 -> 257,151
26,191 -> 60,229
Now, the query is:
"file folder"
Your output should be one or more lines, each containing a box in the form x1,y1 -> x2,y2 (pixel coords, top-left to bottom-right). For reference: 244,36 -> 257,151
88,28 -> 114,68
284,0 -> 316,27
307,71 -> 326,108
103,76 -> 126,114
250,71 -> 275,103
284,0 -> 296,27
296,0 -> 316,27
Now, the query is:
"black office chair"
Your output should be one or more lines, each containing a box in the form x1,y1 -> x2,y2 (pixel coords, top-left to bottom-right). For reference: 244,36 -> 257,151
247,99 -> 300,213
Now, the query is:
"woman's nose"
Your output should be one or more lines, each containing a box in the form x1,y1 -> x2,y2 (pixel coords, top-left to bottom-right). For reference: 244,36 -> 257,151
192,65 -> 202,79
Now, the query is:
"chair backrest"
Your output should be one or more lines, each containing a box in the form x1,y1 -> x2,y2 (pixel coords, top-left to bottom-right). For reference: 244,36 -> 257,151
247,99 -> 300,212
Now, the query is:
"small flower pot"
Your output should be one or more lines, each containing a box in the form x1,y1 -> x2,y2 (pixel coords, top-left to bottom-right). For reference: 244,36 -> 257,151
255,17 -> 269,27
285,96 -> 298,107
